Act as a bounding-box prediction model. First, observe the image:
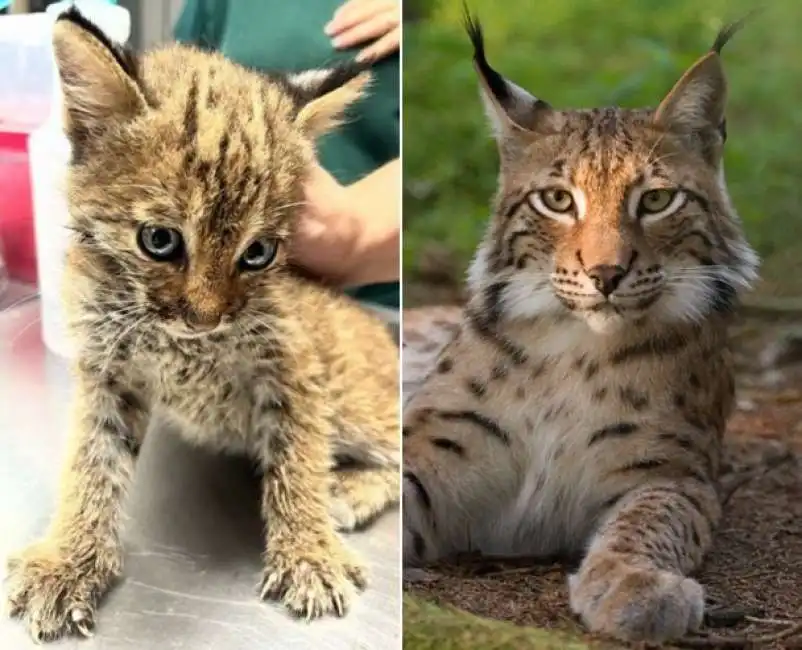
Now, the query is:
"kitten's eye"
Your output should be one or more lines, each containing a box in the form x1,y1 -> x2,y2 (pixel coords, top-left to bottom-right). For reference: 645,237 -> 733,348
540,188 -> 574,213
639,189 -> 677,215
239,238 -> 278,271
137,225 -> 183,261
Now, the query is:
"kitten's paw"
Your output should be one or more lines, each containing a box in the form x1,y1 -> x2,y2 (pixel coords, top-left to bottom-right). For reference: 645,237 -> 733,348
259,538 -> 367,619
4,543 -> 119,643
328,497 -> 358,532
569,556 -> 704,643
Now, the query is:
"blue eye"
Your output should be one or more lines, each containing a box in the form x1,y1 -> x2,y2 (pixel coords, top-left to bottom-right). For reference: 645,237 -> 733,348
137,225 -> 183,261
239,238 -> 279,271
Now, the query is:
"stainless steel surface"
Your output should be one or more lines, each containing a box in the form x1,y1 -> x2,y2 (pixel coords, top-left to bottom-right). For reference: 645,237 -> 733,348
0,300 -> 401,649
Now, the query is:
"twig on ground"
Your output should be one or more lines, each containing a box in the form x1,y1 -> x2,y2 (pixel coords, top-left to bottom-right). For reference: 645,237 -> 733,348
677,621 -> 802,648
719,449 -> 796,507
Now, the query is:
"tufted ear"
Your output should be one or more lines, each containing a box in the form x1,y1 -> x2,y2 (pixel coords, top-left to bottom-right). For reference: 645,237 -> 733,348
285,64 -> 371,139
52,6 -> 146,142
654,13 -> 755,144
463,7 -> 553,137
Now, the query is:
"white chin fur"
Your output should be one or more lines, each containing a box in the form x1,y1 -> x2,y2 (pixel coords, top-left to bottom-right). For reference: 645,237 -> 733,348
500,273 -> 561,320
582,311 -> 626,335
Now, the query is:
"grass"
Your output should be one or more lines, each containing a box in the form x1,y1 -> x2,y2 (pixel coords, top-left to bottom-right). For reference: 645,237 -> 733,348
403,594 -> 613,650
403,0 -> 802,305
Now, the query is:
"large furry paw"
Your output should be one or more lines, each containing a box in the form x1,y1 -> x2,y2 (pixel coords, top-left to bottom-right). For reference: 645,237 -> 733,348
4,543 -> 119,643
569,556 -> 704,643
259,537 -> 368,619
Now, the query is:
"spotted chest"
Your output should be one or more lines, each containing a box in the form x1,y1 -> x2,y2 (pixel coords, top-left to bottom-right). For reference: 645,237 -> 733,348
99,325 -> 289,452
408,315 -> 728,556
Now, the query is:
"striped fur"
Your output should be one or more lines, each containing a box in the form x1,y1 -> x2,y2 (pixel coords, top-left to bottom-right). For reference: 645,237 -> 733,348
4,9 -> 397,642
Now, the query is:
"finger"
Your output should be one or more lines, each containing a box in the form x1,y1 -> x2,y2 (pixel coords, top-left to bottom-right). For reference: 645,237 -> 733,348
331,12 -> 398,49
326,1 -> 396,37
355,28 -> 400,63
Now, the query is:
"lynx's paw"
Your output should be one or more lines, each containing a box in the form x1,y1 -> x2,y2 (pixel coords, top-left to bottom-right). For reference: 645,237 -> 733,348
569,555 -> 704,643
4,542 -> 120,642
260,537 -> 368,619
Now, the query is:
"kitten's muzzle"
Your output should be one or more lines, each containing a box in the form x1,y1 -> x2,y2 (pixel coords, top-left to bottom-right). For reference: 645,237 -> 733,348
183,309 -> 222,332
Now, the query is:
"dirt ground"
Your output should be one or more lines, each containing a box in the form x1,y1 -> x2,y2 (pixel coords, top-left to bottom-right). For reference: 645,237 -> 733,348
404,309 -> 802,649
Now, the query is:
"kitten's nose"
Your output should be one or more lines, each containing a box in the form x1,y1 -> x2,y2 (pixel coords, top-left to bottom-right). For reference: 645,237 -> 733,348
184,309 -> 221,332
587,264 -> 626,297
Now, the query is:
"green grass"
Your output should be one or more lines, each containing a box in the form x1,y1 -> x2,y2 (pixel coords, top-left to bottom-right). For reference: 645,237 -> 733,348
403,0 -> 802,303
403,594 -> 615,650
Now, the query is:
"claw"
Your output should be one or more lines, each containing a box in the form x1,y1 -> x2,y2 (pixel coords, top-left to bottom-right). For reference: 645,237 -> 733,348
71,608 -> 95,637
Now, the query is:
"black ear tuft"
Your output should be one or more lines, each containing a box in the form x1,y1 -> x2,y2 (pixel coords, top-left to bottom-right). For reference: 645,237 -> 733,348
462,4 -> 510,104
56,5 -> 139,81
710,7 -> 762,55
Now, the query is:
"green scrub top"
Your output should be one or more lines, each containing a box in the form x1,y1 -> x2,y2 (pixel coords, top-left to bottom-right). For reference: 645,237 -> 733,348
174,0 -> 399,309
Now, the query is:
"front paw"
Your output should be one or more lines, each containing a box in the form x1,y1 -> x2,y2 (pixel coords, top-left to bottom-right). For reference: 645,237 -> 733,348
5,542 -> 120,642
569,555 -> 704,643
259,537 -> 367,619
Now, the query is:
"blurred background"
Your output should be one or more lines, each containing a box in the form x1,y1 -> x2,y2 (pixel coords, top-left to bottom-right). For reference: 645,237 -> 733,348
402,0 -> 802,309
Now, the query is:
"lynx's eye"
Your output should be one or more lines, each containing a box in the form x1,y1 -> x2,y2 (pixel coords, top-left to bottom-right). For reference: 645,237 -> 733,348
540,188 -> 574,213
239,238 -> 279,271
529,188 -> 577,224
137,225 -> 183,261
638,189 -> 685,220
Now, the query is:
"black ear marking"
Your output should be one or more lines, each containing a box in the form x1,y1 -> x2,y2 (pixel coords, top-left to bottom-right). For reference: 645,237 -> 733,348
57,5 -> 139,82
462,4 -> 511,104
277,60 -> 370,109
311,61 -> 369,99
708,9 -> 761,143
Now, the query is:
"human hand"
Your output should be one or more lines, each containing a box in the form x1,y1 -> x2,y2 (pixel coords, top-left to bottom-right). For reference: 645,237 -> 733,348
293,160 -> 399,288
325,0 -> 400,63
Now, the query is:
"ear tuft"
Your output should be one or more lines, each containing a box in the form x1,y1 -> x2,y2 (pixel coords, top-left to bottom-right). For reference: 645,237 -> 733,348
53,6 -> 146,148
463,4 -> 552,136
284,64 -> 371,139
655,11 -> 756,146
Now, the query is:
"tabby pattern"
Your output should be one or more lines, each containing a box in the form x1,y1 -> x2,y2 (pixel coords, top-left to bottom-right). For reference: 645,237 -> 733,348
4,8 -> 399,642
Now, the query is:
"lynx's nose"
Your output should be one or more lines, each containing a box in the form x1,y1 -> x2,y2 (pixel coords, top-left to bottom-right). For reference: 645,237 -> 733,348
587,264 -> 626,297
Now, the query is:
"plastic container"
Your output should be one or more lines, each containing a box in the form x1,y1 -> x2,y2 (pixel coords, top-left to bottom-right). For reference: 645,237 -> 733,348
0,12 -> 54,285
27,0 -> 130,359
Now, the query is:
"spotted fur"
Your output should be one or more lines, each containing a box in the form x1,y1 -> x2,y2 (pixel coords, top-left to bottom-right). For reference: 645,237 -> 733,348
402,11 -> 758,644
4,8 -> 398,642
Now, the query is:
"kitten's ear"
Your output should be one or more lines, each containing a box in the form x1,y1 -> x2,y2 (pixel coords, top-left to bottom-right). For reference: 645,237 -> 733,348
285,65 -> 371,138
464,8 -> 553,136
52,7 -> 146,134
654,14 -> 753,139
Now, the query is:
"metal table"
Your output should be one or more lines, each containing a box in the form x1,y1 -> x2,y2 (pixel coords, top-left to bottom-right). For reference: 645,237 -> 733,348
0,285 -> 400,649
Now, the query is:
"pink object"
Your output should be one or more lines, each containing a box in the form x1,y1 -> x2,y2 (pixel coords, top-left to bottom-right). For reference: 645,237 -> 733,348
0,124 -> 38,285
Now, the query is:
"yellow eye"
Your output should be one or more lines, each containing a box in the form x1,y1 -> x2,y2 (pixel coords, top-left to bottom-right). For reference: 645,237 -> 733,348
540,188 -> 574,213
639,189 -> 676,214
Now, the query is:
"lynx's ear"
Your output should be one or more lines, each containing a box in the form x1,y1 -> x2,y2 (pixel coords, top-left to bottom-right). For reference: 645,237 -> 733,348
463,6 -> 553,137
285,64 -> 371,139
52,6 -> 146,143
654,13 -> 756,145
